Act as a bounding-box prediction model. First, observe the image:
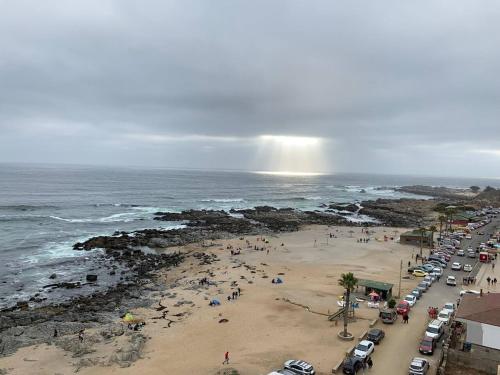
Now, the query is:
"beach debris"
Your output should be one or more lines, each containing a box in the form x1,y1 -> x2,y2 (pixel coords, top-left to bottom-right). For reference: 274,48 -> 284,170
218,318 -> 229,323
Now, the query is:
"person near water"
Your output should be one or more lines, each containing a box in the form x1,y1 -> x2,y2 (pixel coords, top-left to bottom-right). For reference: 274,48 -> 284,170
78,329 -> 84,342
223,351 -> 230,365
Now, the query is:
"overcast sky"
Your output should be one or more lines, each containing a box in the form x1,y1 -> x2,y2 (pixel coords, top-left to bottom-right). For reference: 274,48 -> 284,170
1,1 -> 500,177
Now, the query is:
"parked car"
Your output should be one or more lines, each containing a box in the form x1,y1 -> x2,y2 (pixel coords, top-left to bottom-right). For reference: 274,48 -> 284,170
404,294 -> 417,307
421,264 -> 435,272
413,270 -> 428,277
408,266 -> 425,273
342,356 -> 364,374
366,328 -> 385,344
353,340 -> 375,359
465,234 -> 472,239
460,289 -> 480,296
397,301 -> 411,315
432,267 -> 443,276
457,249 -> 465,256
417,282 -> 428,292
428,260 -> 447,269
425,320 -> 444,340
451,262 -> 462,271
437,310 -> 451,325
467,251 -> 476,258
464,264 -> 473,272
423,276 -> 433,286
446,276 -> 457,286
409,357 -> 430,374
268,370 -> 296,375
284,360 -> 315,375
380,308 -> 397,324
411,288 -> 422,300
418,336 -> 436,355
428,256 -> 447,267
443,302 -> 455,314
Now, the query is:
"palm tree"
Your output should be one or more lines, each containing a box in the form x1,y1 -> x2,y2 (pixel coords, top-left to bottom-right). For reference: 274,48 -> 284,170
417,227 -> 427,261
438,215 -> 446,240
338,272 -> 358,338
428,225 -> 437,248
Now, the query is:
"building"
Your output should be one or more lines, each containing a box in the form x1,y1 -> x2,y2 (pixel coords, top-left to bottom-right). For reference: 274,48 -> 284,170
399,230 -> 433,247
451,211 -> 480,226
356,279 -> 393,300
444,293 -> 500,374
455,293 -> 500,350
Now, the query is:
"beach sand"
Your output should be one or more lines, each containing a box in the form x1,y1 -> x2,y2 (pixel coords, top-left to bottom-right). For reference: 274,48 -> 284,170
0,225 -> 422,375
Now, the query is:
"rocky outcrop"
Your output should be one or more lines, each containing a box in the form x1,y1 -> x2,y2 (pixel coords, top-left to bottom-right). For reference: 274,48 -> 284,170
328,203 -> 359,212
396,185 -> 471,199
359,198 -> 437,227
108,333 -> 146,367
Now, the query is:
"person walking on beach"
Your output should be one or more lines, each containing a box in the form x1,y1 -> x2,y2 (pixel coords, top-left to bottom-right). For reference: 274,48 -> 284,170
222,351 -> 230,365
487,276 -> 491,286
78,329 -> 84,342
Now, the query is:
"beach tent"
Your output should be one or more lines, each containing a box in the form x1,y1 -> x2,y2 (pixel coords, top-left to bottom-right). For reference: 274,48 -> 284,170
210,299 -> 221,305
276,277 -> 283,284
123,313 -> 135,322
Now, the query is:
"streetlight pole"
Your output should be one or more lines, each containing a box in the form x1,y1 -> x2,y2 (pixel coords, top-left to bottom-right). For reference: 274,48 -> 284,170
398,259 -> 402,299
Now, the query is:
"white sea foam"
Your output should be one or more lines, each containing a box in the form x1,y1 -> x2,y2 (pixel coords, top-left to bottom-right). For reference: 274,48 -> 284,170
200,198 -> 246,203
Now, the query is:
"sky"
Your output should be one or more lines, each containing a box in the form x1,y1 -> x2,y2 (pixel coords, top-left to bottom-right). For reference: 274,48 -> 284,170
1,1 -> 500,177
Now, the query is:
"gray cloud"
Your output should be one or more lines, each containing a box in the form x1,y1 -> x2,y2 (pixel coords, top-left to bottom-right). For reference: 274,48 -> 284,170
1,1 -> 500,176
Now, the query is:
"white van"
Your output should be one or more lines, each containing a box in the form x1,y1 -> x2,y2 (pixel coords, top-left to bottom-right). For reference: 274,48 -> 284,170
425,320 -> 444,340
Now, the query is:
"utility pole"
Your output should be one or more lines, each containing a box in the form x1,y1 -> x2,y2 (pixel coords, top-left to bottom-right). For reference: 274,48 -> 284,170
398,259 -> 402,299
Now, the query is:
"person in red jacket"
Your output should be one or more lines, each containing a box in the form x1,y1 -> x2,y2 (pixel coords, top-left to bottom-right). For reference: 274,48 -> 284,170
223,351 -> 230,365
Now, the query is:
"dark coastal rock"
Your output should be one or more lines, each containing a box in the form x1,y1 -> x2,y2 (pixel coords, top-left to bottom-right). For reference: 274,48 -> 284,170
108,333 -> 146,367
86,274 -> 98,282
43,281 -> 81,290
328,203 -> 359,212
359,198 -> 437,227
49,273 -> 57,279
396,185 -> 471,199
154,209 -> 229,221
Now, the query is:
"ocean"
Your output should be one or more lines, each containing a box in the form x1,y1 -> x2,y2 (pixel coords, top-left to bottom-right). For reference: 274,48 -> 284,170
1,163 -> 499,308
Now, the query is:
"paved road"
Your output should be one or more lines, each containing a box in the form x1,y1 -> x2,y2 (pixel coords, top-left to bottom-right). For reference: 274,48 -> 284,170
369,217 -> 499,375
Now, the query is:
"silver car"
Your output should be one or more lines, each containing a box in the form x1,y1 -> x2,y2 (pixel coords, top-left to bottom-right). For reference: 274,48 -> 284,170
284,360 -> 315,375
409,357 -> 429,374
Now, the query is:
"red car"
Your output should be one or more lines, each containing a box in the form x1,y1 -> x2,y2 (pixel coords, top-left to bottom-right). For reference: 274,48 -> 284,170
419,336 -> 436,355
396,301 -> 411,315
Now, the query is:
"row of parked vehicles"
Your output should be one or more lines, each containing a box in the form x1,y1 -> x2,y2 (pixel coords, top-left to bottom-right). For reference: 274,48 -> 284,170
409,302 -> 457,375
342,328 -> 385,374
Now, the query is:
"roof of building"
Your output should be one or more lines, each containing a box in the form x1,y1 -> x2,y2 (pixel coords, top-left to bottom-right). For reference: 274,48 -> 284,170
456,293 -> 500,326
358,279 -> 393,291
400,230 -> 433,237
453,211 -> 479,220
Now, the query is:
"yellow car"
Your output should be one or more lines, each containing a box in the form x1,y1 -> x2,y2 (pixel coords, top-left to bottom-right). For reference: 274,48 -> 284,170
413,269 -> 428,277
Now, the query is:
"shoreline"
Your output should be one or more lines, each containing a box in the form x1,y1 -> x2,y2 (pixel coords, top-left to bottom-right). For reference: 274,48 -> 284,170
1,189 -> 499,373
1,224 -> 421,374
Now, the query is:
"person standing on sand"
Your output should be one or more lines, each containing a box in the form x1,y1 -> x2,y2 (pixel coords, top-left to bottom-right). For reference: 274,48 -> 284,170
78,329 -> 84,342
222,351 -> 230,365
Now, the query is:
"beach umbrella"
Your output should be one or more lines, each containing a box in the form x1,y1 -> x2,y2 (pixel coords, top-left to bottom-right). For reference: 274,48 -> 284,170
369,291 -> 379,297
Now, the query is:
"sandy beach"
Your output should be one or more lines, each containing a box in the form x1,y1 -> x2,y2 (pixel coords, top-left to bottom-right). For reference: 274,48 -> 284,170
0,224 -> 426,375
